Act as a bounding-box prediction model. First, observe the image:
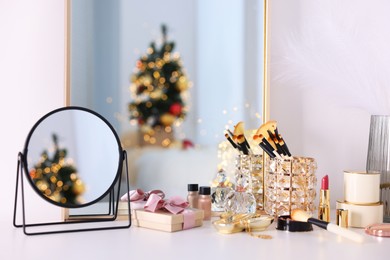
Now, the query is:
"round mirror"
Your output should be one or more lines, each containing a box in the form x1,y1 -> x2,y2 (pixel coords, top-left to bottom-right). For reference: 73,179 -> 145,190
23,106 -> 123,208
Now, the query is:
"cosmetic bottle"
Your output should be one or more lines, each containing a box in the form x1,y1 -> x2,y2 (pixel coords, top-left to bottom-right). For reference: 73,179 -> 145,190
318,175 -> 330,222
211,169 -> 233,212
187,184 -> 199,208
224,162 -> 256,214
198,186 -> 211,220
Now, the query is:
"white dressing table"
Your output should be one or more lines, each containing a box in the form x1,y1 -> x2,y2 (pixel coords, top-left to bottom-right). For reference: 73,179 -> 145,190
3,212 -> 389,260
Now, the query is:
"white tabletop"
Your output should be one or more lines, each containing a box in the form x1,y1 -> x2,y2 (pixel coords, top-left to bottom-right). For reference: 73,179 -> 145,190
2,214 -> 389,260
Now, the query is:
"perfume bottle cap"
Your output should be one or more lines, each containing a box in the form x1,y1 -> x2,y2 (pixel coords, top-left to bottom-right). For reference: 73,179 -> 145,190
188,184 -> 199,192
199,186 -> 211,195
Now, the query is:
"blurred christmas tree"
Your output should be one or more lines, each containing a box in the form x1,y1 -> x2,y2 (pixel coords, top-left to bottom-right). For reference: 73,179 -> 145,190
29,134 -> 85,205
129,24 -> 189,146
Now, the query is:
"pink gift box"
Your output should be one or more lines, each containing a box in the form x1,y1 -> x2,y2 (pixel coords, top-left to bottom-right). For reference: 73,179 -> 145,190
118,202 -> 204,232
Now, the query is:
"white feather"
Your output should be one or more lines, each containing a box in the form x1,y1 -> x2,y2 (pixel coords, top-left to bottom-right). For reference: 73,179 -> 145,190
272,0 -> 390,115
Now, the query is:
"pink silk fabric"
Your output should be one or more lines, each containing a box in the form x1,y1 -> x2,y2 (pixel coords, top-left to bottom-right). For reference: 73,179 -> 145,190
120,189 -> 165,202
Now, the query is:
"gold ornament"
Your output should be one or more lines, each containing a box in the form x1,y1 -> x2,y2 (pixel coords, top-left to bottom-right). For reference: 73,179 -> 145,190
150,89 -> 163,99
141,124 -> 153,134
177,76 -> 188,91
72,180 -> 85,195
160,113 -> 176,126
139,75 -> 153,86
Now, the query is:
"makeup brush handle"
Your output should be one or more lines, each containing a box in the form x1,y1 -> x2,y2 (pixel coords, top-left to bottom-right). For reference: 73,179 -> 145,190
327,223 -> 364,243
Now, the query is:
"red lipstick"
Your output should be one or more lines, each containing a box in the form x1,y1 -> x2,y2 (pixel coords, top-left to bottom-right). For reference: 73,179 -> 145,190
321,174 -> 329,190
318,175 -> 330,222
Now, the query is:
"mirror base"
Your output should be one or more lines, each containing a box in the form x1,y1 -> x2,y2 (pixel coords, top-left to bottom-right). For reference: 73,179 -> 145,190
13,151 -> 132,235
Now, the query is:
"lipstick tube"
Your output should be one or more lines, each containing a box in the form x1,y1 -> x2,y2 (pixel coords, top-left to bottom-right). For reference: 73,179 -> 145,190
318,175 -> 330,222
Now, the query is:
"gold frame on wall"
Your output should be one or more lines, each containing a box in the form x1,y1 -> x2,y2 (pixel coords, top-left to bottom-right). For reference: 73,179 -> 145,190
63,0 -> 71,220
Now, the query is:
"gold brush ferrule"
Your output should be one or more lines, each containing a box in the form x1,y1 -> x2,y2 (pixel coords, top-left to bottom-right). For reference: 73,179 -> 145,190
318,189 -> 330,222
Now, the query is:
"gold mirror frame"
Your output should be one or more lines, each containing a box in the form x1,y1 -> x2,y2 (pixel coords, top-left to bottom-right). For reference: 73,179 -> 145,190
62,0 -> 270,218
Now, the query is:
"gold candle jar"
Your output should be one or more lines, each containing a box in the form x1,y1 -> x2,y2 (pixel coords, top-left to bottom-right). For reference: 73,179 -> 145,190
264,156 -> 317,216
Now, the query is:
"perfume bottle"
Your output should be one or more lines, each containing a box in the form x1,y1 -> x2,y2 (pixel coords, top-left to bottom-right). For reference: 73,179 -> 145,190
211,169 -> 233,212
224,178 -> 257,214
224,156 -> 256,214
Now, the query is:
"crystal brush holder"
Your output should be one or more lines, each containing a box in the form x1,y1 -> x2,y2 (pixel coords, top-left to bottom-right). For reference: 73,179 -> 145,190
235,154 -> 263,210
264,156 -> 317,216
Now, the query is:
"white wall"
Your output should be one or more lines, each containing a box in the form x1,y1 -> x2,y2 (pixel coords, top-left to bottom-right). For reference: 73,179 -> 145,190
4,0 -> 381,222
0,0 -> 65,222
269,0 -> 390,207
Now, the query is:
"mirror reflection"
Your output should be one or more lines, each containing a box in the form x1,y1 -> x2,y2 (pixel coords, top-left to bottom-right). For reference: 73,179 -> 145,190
24,108 -> 122,207
29,133 -> 85,205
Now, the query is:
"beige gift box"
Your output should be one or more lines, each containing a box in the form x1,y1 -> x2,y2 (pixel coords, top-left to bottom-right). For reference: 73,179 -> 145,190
118,202 -> 204,232
132,208 -> 204,232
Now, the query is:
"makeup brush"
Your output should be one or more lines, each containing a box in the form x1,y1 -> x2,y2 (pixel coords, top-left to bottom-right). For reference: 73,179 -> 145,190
227,129 -> 235,138
270,127 -> 290,157
278,135 -> 292,157
225,132 -> 238,149
255,121 -> 279,150
253,133 -> 281,159
253,133 -> 274,158
233,121 -> 250,155
268,131 -> 285,156
258,142 -> 276,158
291,209 -> 364,243
260,135 -> 282,159
266,122 -> 292,157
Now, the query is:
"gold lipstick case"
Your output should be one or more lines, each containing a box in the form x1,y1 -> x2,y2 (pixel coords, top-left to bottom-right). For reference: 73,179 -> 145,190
318,189 -> 330,222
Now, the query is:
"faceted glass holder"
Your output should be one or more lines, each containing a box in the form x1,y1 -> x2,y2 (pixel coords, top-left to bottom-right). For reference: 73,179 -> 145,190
211,169 -> 233,212
264,156 -> 317,217
366,115 -> 390,222
235,154 -> 263,211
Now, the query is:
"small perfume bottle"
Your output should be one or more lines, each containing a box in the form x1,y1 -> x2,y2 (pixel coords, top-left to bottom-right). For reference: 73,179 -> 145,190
224,184 -> 256,214
187,184 -> 199,208
211,169 -> 233,212
224,156 -> 256,214
198,186 -> 212,220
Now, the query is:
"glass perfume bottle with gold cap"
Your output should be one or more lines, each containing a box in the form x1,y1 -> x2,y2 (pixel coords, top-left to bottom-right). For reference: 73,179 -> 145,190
224,155 -> 256,214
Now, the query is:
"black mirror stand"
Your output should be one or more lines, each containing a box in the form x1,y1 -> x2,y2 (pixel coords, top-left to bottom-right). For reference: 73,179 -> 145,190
13,151 -> 131,235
